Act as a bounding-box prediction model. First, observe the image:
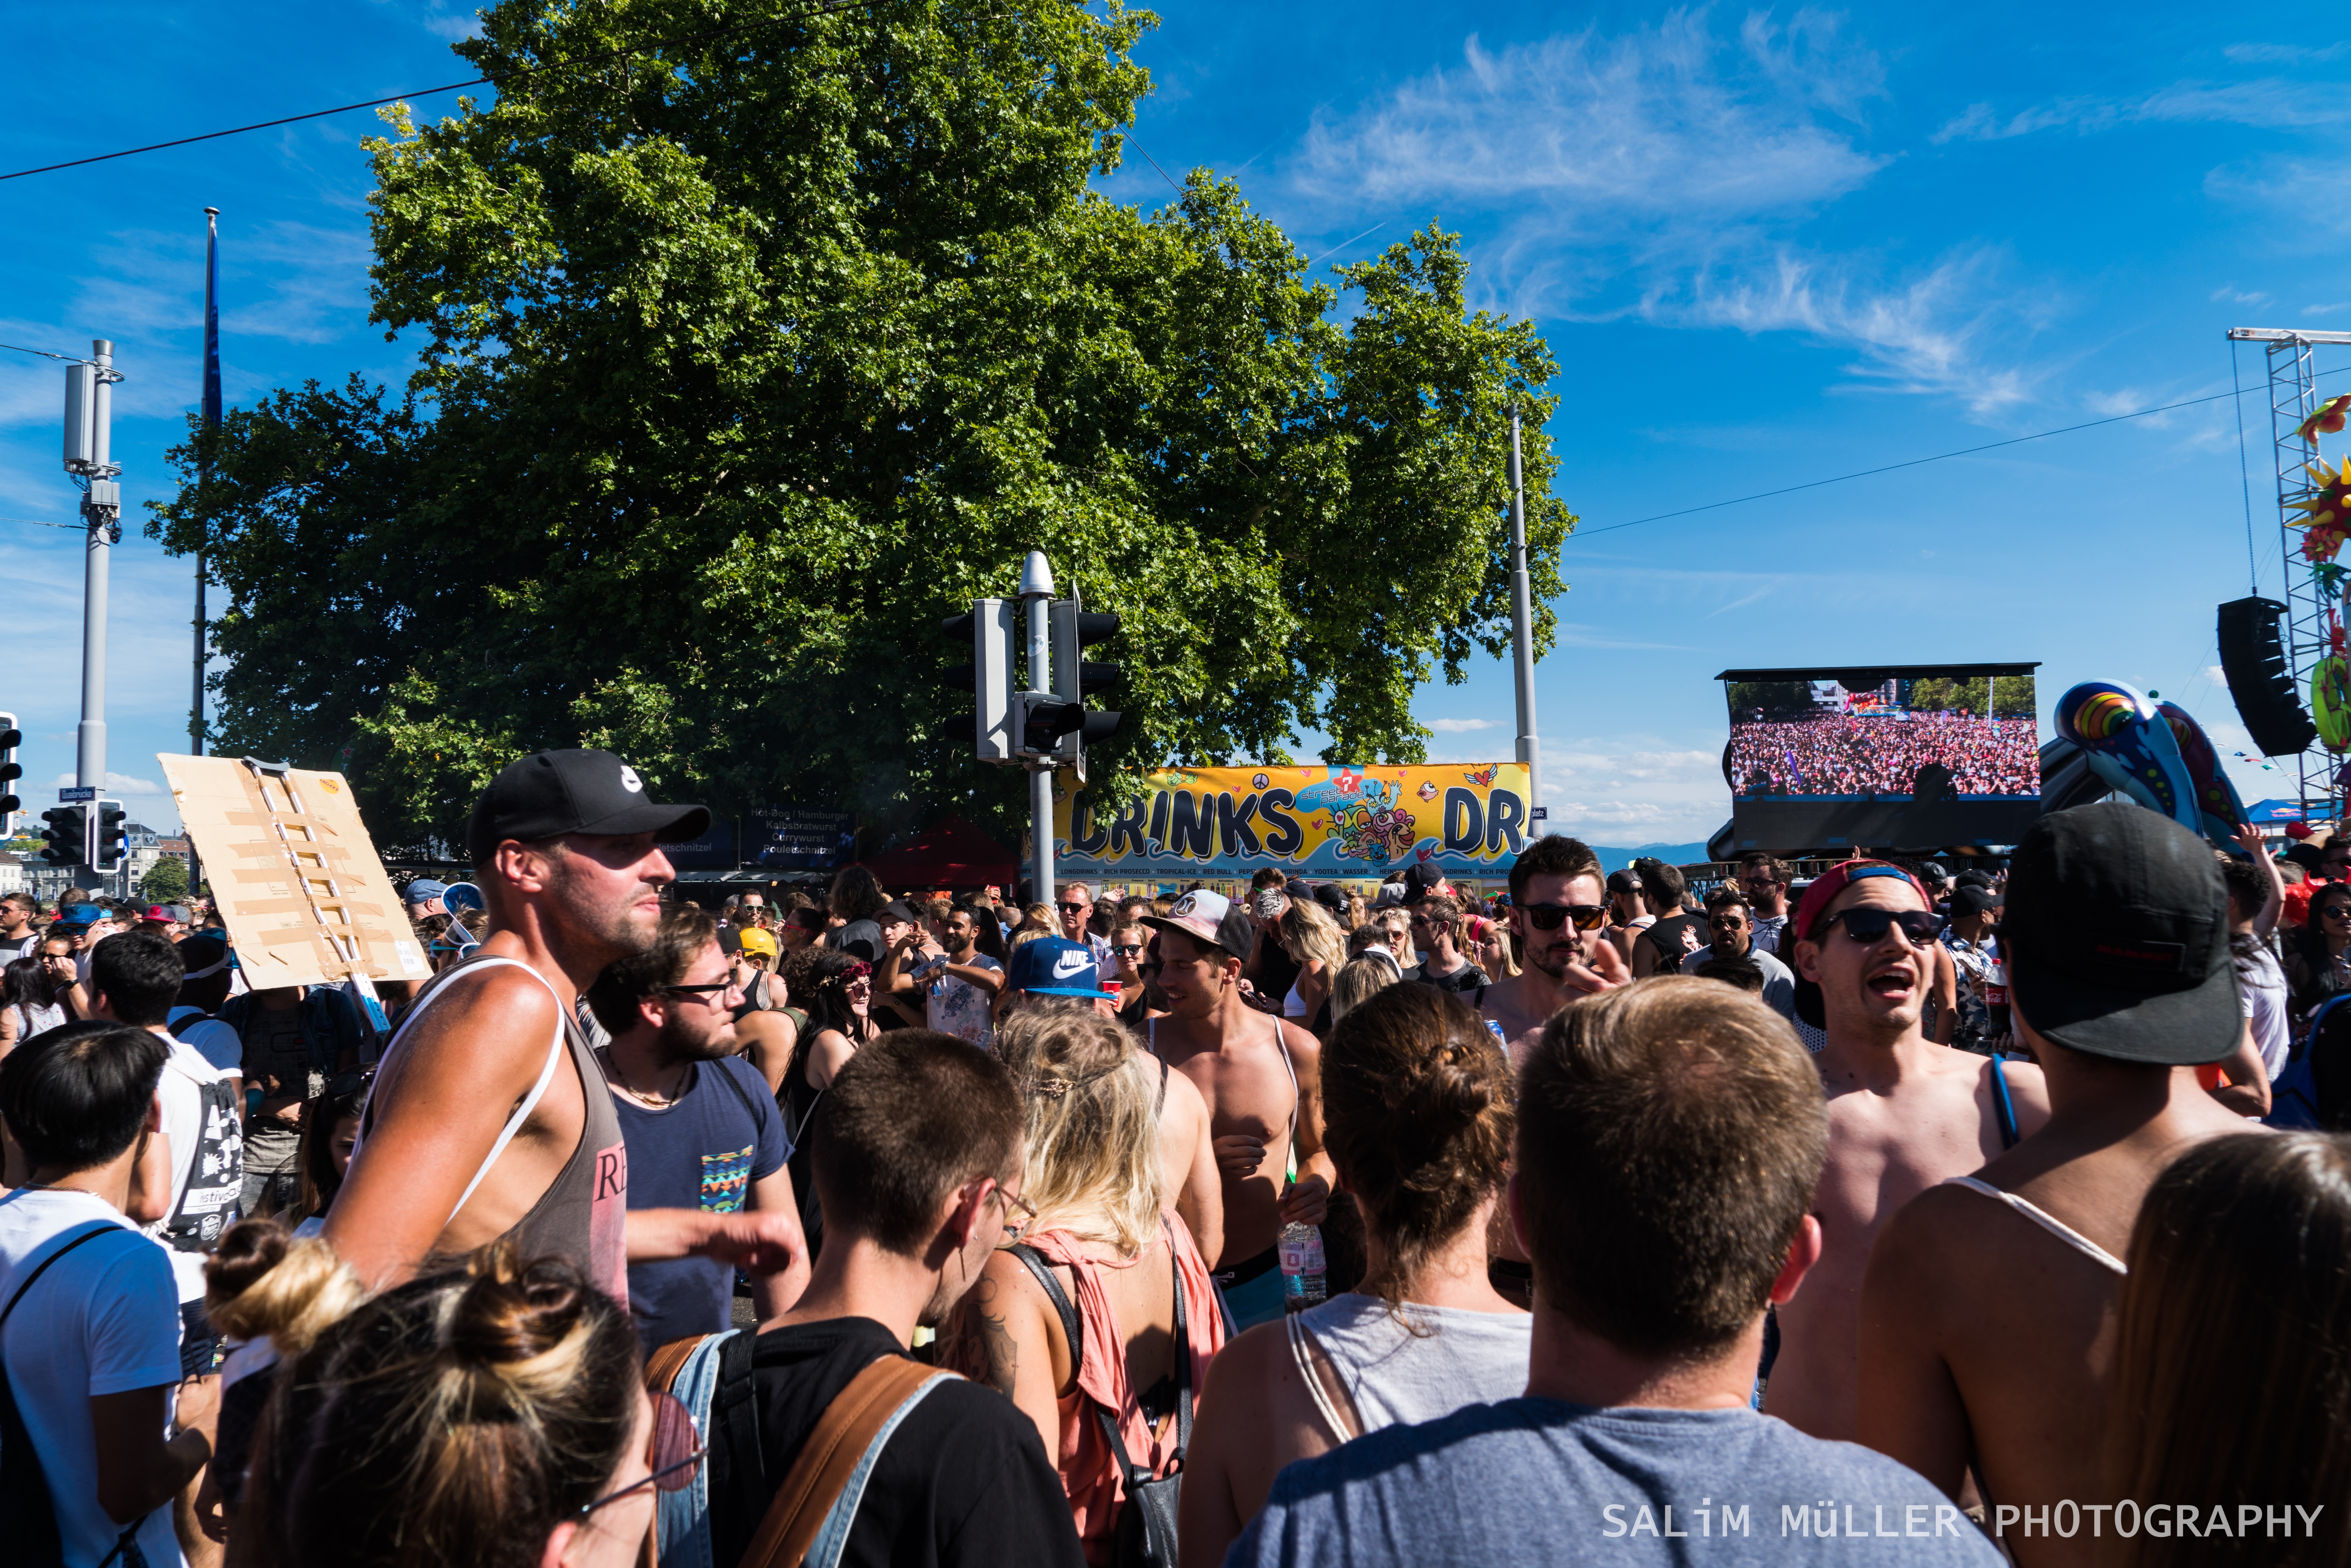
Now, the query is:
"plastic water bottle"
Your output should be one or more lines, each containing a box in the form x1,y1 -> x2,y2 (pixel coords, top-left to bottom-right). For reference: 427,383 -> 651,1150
1280,1222 -> 1327,1306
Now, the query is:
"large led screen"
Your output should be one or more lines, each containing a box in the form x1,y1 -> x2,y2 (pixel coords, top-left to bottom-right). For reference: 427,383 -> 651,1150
1720,664 -> 2041,853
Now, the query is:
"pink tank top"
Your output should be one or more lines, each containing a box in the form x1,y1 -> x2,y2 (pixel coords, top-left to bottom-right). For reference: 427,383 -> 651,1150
1023,1215 -> 1225,1563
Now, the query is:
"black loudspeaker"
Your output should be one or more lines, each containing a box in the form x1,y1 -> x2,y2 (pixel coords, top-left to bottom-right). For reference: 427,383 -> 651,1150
2218,597 -> 2318,757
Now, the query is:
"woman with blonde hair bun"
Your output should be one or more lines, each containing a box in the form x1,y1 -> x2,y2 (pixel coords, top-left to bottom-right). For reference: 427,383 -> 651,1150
946,1006 -> 1225,1564
1179,984 -> 1529,1568
245,1244 -> 668,1568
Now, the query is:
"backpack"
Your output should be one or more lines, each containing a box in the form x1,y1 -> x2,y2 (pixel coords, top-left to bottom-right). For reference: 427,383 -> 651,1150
0,1225 -> 146,1568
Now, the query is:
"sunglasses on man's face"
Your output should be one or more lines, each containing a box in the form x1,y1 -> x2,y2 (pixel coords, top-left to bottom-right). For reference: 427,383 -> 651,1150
1815,907 -> 1942,946
1520,903 -> 1609,932
1710,913 -> 1748,929
1058,902 -> 1089,914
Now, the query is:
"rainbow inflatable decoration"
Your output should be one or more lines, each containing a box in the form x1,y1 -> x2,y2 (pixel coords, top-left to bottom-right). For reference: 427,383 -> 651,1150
2056,680 -> 2249,851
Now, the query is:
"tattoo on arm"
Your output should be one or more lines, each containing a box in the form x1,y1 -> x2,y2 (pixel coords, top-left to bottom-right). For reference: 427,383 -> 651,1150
973,1276 -> 1019,1398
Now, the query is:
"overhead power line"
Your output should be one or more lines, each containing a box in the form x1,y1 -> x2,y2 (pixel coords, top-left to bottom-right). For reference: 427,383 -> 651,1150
0,0 -> 880,183
1572,374 -> 2346,542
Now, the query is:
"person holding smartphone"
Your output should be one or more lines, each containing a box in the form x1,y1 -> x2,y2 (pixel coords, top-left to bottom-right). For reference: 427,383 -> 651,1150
878,904 -> 1004,1048
1473,837 -> 1630,1061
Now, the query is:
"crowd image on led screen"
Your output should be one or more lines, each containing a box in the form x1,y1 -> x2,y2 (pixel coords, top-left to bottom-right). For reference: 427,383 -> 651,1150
1729,680 -> 2041,800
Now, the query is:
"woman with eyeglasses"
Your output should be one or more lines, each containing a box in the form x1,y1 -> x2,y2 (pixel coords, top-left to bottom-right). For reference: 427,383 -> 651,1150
943,1006 -> 1224,1564
244,1246 -> 674,1568
2286,881 -> 2351,1034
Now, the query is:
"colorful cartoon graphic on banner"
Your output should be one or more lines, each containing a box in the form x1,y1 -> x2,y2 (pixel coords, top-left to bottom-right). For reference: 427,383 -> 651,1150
1053,764 -> 1533,878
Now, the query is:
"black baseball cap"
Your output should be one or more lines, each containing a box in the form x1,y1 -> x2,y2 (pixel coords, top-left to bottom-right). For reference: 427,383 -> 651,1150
465,749 -> 710,864
2001,802 -> 2237,1065
880,899 -> 923,925
1951,885 -> 2003,919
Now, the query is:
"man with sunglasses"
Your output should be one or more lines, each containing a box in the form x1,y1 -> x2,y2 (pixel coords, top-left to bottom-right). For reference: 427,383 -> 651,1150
1765,860 -> 2050,1448
880,902 -> 1003,1047
1475,835 -> 1630,1059
1054,880 -> 1112,966
1737,853 -> 1793,955
1679,890 -> 1794,1019
587,904 -> 811,1353
1404,894 -> 1488,995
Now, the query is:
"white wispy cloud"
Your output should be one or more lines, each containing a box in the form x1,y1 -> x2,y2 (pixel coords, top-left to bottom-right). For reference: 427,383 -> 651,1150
1284,14 -> 2039,415
1936,78 -> 2351,145
2224,42 -> 2351,65
1541,741 -> 1728,841
1424,717 -> 1498,733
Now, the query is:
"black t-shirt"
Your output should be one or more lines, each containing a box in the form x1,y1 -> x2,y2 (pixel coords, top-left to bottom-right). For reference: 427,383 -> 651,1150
709,1317 -> 1084,1568
1640,914 -> 1707,971
1405,959 -> 1490,995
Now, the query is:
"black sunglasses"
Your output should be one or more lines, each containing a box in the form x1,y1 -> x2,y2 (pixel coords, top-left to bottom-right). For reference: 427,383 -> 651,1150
1520,902 -> 1609,932
2324,904 -> 2351,922
1815,908 -> 1942,946
1710,913 -> 1748,927
325,1067 -> 376,1099
1057,902 -> 1090,913
1111,943 -> 1146,956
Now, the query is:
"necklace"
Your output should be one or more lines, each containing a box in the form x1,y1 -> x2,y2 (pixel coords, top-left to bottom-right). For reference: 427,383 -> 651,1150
596,1048 -> 688,1108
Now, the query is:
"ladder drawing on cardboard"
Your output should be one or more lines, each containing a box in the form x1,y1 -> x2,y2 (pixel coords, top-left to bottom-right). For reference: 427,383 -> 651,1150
159,751 -> 431,998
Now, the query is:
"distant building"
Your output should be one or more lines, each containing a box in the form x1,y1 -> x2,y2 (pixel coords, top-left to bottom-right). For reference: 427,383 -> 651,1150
0,853 -> 21,897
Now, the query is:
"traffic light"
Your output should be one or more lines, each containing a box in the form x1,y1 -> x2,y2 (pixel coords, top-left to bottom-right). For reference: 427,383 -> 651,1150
1048,601 -> 1121,780
0,712 -> 20,821
39,805 -> 86,868
91,800 -> 127,873
942,599 -> 1018,763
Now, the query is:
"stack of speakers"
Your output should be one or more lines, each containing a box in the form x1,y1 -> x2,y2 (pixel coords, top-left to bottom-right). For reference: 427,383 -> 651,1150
2218,597 -> 2319,757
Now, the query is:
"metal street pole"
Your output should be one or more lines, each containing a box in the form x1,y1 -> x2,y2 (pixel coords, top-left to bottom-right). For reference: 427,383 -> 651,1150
1020,548 -> 1056,905
70,339 -> 123,797
196,207 -> 220,758
1507,407 -> 1542,832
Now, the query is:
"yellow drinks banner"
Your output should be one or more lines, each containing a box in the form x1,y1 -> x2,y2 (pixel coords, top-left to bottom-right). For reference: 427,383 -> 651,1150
1052,763 -> 1533,879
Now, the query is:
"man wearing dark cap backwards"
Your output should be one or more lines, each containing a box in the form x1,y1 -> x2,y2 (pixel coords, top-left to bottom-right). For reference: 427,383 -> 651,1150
1764,855 -> 2052,1448
1858,805 -> 2266,1566
327,750 -> 804,1302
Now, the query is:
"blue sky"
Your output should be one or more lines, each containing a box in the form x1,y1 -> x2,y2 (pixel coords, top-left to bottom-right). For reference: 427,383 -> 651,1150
3,3 -> 2346,843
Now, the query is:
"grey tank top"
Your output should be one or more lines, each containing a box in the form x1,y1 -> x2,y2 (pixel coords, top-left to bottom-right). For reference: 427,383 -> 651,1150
362,952 -> 631,1305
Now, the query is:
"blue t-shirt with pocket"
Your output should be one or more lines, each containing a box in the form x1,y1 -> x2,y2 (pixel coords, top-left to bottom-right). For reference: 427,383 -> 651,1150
611,1055 -> 790,1353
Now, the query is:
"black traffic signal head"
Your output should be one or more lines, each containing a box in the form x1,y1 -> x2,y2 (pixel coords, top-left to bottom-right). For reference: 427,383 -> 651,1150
943,601 -> 1018,763
39,805 -> 85,868
91,801 -> 128,873
1048,602 -> 1123,777
0,712 -> 19,818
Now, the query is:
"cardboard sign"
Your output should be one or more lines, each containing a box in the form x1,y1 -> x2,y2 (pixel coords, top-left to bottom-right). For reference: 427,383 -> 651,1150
160,754 -> 431,989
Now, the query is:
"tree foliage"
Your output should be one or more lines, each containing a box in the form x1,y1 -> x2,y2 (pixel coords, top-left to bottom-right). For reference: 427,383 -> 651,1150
139,855 -> 191,904
150,0 -> 1572,853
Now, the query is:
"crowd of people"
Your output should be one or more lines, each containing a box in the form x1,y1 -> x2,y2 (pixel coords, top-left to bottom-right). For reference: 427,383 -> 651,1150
1730,713 -> 2041,798
0,745 -> 2343,1568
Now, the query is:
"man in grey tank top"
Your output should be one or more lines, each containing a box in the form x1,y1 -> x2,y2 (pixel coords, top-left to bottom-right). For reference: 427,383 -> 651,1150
328,750 -> 805,1304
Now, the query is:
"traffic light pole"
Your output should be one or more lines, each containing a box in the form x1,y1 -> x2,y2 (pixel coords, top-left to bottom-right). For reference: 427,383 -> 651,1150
1507,406 -> 1543,836
63,339 -> 124,892
1020,550 -> 1056,905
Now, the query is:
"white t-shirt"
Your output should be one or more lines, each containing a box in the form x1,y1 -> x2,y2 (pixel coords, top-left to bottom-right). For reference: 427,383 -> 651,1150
1294,1291 -> 1533,1432
164,1007 -> 243,1077
145,1032 -> 245,1307
926,954 -> 1004,1047
0,1188 -> 188,1568
2234,936 -> 2293,1081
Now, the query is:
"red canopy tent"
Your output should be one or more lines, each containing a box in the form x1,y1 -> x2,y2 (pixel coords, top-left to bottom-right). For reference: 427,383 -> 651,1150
851,815 -> 1018,892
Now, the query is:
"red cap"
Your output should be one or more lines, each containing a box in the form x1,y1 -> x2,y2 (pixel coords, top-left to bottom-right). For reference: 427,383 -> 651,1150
1791,860 -> 1931,943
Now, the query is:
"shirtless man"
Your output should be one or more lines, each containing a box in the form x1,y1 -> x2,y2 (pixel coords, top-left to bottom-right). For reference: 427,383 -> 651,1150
1142,890 -> 1330,1329
326,749 -> 802,1298
1859,806 -> 2257,1566
1476,835 -> 1630,1059
1766,859 -> 2052,1444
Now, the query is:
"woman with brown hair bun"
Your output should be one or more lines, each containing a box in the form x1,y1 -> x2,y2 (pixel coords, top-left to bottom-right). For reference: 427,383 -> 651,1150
245,1245 -> 665,1568
1177,983 -> 1529,1568
2100,1132 -> 2351,1568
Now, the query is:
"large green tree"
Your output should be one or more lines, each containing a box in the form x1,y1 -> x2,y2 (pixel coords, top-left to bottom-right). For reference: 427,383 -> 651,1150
151,0 -> 1572,853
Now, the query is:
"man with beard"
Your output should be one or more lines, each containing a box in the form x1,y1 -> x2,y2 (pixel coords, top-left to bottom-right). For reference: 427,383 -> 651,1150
589,904 -> 812,1349
1476,835 -> 1630,1059
1766,860 -> 2051,1446
326,750 -> 802,1302
1142,890 -> 1330,1328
